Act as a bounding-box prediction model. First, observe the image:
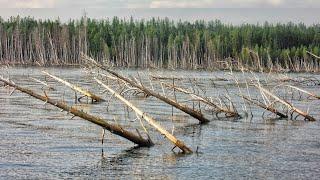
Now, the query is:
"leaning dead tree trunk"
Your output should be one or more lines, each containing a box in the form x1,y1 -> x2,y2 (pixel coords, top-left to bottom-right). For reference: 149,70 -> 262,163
0,76 -> 153,147
42,71 -> 104,103
285,85 -> 320,100
256,85 -> 316,121
95,78 -> 193,154
241,95 -> 288,118
161,82 -> 240,117
82,54 -> 209,124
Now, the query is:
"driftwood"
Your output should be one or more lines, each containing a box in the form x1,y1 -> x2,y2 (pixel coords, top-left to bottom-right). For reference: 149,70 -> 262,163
82,54 -> 209,124
241,95 -> 288,118
42,71 -> 104,103
256,85 -> 316,121
95,78 -> 193,153
161,82 -> 240,117
0,76 -> 153,147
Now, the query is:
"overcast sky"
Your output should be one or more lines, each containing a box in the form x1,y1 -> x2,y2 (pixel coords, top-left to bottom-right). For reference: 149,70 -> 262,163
0,0 -> 319,25
0,0 -> 320,8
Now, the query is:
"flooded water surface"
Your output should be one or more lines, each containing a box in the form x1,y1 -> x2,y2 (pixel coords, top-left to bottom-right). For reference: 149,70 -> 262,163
0,67 -> 320,179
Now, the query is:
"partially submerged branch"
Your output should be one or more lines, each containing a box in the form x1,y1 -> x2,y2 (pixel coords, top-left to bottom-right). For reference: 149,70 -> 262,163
241,95 -> 288,118
82,54 -> 209,124
42,71 -> 104,103
162,82 -> 240,118
95,78 -> 193,154
255,85 -> 316,121
285,85 -> 320,100
0,76 -> 153,147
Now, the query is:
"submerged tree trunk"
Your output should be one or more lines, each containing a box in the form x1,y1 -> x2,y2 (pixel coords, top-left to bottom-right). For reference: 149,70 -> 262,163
95,78 -> 193,154
82,54 -> 210,124
0,76 -> 153,147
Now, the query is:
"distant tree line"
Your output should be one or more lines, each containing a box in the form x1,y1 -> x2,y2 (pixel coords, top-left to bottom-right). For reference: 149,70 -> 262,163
0,16 -> 319,71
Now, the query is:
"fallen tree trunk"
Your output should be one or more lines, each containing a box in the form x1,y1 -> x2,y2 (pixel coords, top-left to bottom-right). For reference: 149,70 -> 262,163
0,76 -> 153,147
241,95 -> 288,118
42,71 -> 104,103
95,78 -> 193,154
285,85 -> 320,100
162,82 -> 240,117
82,54 -> 209,124
256,85 -> 316,121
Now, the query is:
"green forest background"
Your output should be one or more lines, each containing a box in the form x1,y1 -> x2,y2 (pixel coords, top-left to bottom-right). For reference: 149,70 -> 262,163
0,16 -> 319,71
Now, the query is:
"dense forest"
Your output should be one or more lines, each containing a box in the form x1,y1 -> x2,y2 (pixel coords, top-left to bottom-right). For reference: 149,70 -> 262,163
0,16 -> 319,71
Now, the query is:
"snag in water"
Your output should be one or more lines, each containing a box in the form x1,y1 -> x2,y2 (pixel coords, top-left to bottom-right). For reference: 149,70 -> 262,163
0,76 -> 153,147
95,78 -> 193,154
82,54 -> 210,124
42,71 -> 105,103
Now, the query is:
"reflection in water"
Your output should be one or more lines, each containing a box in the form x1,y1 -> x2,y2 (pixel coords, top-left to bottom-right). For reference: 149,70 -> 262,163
91,147 -> 176,179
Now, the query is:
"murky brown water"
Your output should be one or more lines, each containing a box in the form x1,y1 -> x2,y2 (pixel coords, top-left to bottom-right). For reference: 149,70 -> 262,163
0,67 -> 320,179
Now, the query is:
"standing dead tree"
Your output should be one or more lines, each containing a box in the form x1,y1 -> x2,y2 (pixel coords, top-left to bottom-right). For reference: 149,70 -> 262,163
0,76 -> 153,147
95,78 -> 193,154
82,54 -> 210,124
42,71 -> 104,103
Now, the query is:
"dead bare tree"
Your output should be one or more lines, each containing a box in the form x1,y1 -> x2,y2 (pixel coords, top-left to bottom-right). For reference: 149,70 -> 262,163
42,71 -> 104,103
82,54 -> 210,124
255,85 -> 316,121
95,78 -> 193,153
0,76 -> 153,147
